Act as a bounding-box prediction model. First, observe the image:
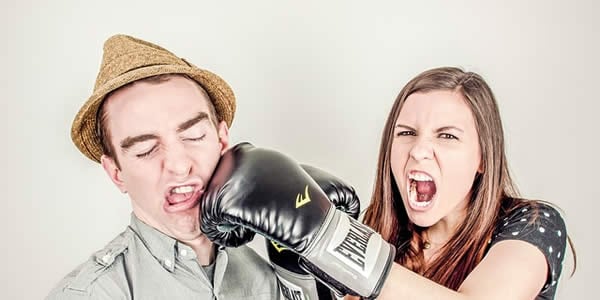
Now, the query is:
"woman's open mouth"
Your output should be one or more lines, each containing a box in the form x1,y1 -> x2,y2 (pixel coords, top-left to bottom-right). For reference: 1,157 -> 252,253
407,171 -> 437,210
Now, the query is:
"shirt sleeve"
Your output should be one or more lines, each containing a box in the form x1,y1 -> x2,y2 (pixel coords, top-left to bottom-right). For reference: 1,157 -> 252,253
45,258 -> 129,300
490,202 -> 568,291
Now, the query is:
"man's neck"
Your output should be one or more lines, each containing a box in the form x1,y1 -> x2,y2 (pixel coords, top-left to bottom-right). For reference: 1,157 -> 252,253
183,236 -> 216,266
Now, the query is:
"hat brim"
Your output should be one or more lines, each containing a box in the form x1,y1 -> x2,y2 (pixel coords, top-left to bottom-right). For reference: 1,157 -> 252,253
71,64 -> 235,163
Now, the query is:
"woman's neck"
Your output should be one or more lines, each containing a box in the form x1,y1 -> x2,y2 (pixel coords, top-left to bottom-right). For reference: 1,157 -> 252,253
423,198 -> 469,252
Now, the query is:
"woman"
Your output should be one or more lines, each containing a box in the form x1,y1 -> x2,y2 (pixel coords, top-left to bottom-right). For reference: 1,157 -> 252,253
354,67 -> 575,299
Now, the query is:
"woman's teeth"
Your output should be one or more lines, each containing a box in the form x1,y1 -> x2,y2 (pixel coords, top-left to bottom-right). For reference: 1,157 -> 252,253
408,172 -> 433,181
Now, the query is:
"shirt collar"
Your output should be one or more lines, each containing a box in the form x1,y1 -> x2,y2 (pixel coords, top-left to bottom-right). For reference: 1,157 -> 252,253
129,214 -> 178,272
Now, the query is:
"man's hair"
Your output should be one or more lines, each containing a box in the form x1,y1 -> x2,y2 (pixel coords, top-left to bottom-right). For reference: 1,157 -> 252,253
97,74 -> 219,169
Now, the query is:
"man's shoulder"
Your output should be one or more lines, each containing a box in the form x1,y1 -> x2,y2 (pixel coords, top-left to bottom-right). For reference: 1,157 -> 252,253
46,230 -> 135,299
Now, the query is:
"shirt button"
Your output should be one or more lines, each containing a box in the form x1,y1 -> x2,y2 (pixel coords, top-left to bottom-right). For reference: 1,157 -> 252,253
102,254 -> 111,264
180,249 -> 187,256
164,259 -> 173,268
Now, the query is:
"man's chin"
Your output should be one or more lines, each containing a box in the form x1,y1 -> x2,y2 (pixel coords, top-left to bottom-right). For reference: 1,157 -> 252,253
165,212 -> 202,235
173,230 -> 214,248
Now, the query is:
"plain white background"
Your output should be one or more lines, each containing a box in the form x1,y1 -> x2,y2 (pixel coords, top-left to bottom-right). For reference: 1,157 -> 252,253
1,0 -> 595,299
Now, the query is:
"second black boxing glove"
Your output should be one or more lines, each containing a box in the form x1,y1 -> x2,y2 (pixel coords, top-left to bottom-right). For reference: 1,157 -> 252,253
267,164 -> 360,300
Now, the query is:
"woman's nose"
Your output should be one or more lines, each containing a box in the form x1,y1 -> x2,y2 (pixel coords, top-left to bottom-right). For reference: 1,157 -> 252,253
409,137 -> 434,161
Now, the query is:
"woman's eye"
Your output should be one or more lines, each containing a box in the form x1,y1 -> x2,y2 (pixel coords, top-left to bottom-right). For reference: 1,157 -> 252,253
396,130 -> 416,137
439,133 -> 458,140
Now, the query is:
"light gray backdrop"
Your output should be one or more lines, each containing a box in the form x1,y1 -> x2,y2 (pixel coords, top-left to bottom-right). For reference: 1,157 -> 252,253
1,0 -> 595,299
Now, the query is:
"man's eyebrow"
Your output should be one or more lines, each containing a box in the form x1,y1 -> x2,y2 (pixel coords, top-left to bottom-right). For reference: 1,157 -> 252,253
177,112 -> 210,133
119,113 -> 210,150
120,134 -> 158,150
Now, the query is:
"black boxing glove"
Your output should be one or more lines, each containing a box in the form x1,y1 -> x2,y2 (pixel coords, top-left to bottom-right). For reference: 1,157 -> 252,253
267,164 -> 360,300
201,143 -> 395,299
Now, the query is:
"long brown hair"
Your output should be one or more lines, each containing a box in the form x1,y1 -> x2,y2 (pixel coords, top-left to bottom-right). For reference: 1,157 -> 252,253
362,67 -> 574,290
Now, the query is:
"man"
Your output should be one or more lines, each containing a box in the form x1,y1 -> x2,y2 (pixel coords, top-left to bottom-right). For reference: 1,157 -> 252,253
47,34 -> 280,299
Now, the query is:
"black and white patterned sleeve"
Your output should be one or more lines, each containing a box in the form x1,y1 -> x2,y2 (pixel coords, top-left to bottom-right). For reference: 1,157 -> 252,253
490,202 -> 568,293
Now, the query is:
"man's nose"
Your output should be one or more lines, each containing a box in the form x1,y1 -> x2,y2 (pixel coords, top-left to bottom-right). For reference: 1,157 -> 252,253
163,142 -> 193,178
409,137 -> 434,161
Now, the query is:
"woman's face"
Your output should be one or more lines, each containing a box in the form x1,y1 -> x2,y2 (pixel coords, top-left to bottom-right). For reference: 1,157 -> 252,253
390,90 -> 482,228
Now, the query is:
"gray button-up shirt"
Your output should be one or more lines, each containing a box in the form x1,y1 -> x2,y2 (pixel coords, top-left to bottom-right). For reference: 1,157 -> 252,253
47,215 -> 280,299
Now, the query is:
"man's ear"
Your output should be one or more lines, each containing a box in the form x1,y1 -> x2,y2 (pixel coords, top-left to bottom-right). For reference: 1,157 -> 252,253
101,154 -> 127,193
216,121 -> 230,155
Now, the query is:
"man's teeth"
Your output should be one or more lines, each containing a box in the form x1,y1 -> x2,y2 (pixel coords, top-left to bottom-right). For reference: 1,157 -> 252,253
408,172 -> 433,181
171,185 -> 194,194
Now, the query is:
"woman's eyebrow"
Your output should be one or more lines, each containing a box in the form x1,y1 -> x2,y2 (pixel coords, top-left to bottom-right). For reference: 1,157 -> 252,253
435,126 -> 464,133
394,123 -> 416,131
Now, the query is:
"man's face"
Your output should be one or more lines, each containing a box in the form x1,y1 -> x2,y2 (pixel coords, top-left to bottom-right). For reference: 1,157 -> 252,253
100,76 -> 229,242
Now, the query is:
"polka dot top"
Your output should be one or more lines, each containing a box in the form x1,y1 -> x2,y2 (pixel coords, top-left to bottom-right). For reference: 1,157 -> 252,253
489,202 -> 568,300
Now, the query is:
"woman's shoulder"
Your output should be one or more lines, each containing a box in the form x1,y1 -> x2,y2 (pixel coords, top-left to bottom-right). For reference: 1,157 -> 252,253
497,199 -> 566,231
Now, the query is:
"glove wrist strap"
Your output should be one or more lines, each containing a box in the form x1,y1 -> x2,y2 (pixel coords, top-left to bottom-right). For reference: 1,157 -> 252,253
301,209 -> 396,298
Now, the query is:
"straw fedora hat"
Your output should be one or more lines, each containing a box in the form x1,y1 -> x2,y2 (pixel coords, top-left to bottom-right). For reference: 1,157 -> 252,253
71,34 -> 236,163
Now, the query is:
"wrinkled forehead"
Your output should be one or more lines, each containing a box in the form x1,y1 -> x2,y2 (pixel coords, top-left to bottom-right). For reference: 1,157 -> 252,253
397,90 -> 476,127
103,77 -> 213,136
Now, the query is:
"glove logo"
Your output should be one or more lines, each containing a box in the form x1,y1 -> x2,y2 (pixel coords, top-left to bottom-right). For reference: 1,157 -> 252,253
270,241 -> 288,253
295,185 -> 311,208
277,276 -> 307,300
332,217 -> 374,273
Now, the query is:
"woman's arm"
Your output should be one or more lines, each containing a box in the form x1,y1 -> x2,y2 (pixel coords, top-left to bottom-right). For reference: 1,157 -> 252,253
345,239 -> 547,300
